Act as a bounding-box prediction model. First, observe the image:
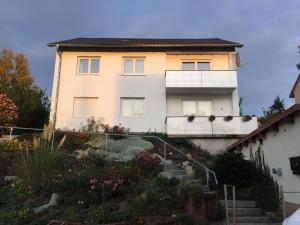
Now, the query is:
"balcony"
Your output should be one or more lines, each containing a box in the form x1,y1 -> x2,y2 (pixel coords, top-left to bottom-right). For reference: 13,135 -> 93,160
165,70 -> 237,94
166,116 -> 258,137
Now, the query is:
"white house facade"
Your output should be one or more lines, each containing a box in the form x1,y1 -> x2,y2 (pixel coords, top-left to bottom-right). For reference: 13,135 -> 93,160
228,76 -> 300,215
48,38 -> 258,151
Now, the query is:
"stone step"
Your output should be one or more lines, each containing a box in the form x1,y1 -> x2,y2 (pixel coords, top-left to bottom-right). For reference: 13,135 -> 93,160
228,208 -> 261,216
221,200 -> 256,208
163,169 -> 187,176
229,216 -> 269,223
174,174 -> 195,181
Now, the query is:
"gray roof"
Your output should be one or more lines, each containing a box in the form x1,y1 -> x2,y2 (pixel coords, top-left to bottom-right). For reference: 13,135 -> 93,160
48,38 -> 243,48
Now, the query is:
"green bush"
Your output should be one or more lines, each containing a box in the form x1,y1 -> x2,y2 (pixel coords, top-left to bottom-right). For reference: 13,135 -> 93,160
214,152 -> 258,188
214,151 -> 280,211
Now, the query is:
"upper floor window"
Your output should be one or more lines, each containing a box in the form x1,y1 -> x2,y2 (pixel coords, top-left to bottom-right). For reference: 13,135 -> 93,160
121,97 -> 144,117
182,61 -> 210,71
78,57 -> 100,74
123,58 -> 144,75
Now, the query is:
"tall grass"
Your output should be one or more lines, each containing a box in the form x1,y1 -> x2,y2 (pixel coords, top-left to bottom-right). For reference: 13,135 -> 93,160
19,124 -> 66,193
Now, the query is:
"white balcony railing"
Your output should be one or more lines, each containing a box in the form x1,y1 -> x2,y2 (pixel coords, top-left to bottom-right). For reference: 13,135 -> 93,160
166,116 -> 258,136
165,70 -> 237,93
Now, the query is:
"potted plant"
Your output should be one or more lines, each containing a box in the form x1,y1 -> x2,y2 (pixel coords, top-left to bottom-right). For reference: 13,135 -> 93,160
242,115 -> 252,122
224,115 -> 233,121
187,114 -> 195,122
208,115 -> 215,122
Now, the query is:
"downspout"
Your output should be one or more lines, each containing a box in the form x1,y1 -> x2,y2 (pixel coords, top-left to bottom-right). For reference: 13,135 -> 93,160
52,45 -> 62,129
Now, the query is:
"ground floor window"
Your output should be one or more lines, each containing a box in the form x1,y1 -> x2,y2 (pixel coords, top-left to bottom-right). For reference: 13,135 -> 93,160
121,97 -> 144,117
73,97 -> 98,118
182,100 -> 212,116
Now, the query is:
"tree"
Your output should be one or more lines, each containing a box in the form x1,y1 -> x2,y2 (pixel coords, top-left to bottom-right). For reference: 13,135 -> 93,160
261,96 -> 285,123
0,94 -> 18,126
0,49 -> 49,128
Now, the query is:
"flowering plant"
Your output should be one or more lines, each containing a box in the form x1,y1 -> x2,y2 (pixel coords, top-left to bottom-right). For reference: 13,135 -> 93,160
89,176 -> 125,192
134,151 -> 161,167
0,94 -> 18,126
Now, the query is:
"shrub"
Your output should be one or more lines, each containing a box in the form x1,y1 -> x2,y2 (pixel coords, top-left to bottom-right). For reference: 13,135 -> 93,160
55,130 -> 91,152
18,123 -> 66,193
214,152 -> 258,188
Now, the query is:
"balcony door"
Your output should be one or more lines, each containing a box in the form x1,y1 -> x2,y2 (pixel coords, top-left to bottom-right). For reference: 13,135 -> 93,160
182,62 -> 210,70
182,100 -> 212,116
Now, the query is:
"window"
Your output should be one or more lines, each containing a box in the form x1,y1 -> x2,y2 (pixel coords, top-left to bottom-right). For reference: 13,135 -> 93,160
121,98 -> 144,117
183,100 -> 211,116
123,58 -> 144,75
73,97 -> 98,117
182,61 -> 210,70
78,57 -> 100,74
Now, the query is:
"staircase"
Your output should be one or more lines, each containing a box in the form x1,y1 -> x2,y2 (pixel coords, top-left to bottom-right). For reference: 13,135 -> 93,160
220,200 -> 282,225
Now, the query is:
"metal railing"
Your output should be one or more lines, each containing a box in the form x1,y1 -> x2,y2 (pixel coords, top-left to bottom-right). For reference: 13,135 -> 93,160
0,126 -> 218,190
224,184 -> 236,225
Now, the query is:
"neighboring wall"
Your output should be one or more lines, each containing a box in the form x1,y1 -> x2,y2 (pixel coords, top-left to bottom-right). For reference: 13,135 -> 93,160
294,80 -> 300,104
241,115 -> 300,212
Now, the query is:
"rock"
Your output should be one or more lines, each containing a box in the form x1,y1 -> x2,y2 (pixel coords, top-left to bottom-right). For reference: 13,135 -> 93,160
33,193 -> 60,214
4,176 -> 17,182
49,193 -> 60,206
33,203 -> 50,214
185,165 -> 194,176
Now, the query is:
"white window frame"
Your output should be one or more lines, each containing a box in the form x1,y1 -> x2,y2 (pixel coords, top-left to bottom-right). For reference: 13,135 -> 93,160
77,57 -> 101,75
120,97 -> 145,117
182,100 -> 212,116
181,60 -> 211,70
122,57 -> 145,75
72,97 -> 99,118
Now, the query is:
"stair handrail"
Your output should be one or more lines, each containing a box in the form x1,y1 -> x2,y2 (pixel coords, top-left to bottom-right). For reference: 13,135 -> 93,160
99,133 -> 218,187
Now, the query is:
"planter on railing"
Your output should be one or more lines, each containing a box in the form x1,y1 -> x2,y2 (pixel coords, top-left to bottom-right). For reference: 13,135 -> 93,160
208,115 -> 216,122
224,115 -> 233,122
187,114 -> 195,122
242,115 -> 252,122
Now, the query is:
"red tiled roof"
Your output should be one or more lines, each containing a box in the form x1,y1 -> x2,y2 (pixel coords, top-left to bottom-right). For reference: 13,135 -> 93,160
227,104 -> 300,151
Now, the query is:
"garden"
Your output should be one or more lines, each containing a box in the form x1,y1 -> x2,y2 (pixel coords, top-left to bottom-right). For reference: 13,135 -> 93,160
0,122 -> 216,225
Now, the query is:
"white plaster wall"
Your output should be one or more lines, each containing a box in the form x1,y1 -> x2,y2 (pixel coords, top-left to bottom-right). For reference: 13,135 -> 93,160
166,94 -> 234,116
241,115 -> 300,205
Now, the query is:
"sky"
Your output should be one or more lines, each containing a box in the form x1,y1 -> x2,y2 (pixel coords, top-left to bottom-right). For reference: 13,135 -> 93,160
0,0 -> 299,115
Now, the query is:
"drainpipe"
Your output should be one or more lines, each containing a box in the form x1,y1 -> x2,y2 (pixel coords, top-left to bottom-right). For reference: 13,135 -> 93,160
52,45 -> 62,129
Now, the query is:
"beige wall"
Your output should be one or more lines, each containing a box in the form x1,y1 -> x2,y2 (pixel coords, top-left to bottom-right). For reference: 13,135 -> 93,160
166,53 -> 234,70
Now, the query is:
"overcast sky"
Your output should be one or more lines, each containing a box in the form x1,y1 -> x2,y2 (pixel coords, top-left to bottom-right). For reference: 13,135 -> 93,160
0,0 -> 299,115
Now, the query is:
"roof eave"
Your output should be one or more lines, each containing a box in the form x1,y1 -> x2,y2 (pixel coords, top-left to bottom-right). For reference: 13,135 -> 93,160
48,43 -> 244,48
227,104 -> 300,151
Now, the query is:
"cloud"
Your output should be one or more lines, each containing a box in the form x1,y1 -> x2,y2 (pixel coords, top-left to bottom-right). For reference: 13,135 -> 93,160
0,0 -> 299,115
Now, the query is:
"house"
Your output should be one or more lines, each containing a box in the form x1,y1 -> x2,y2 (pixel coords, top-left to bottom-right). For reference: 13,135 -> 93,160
227,74 -> 300,215
48,38 -> 258,152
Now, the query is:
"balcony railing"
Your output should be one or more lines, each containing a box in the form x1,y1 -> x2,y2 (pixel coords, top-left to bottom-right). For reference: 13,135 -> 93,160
166,116 -> 258,136
165,70 -> 237,93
